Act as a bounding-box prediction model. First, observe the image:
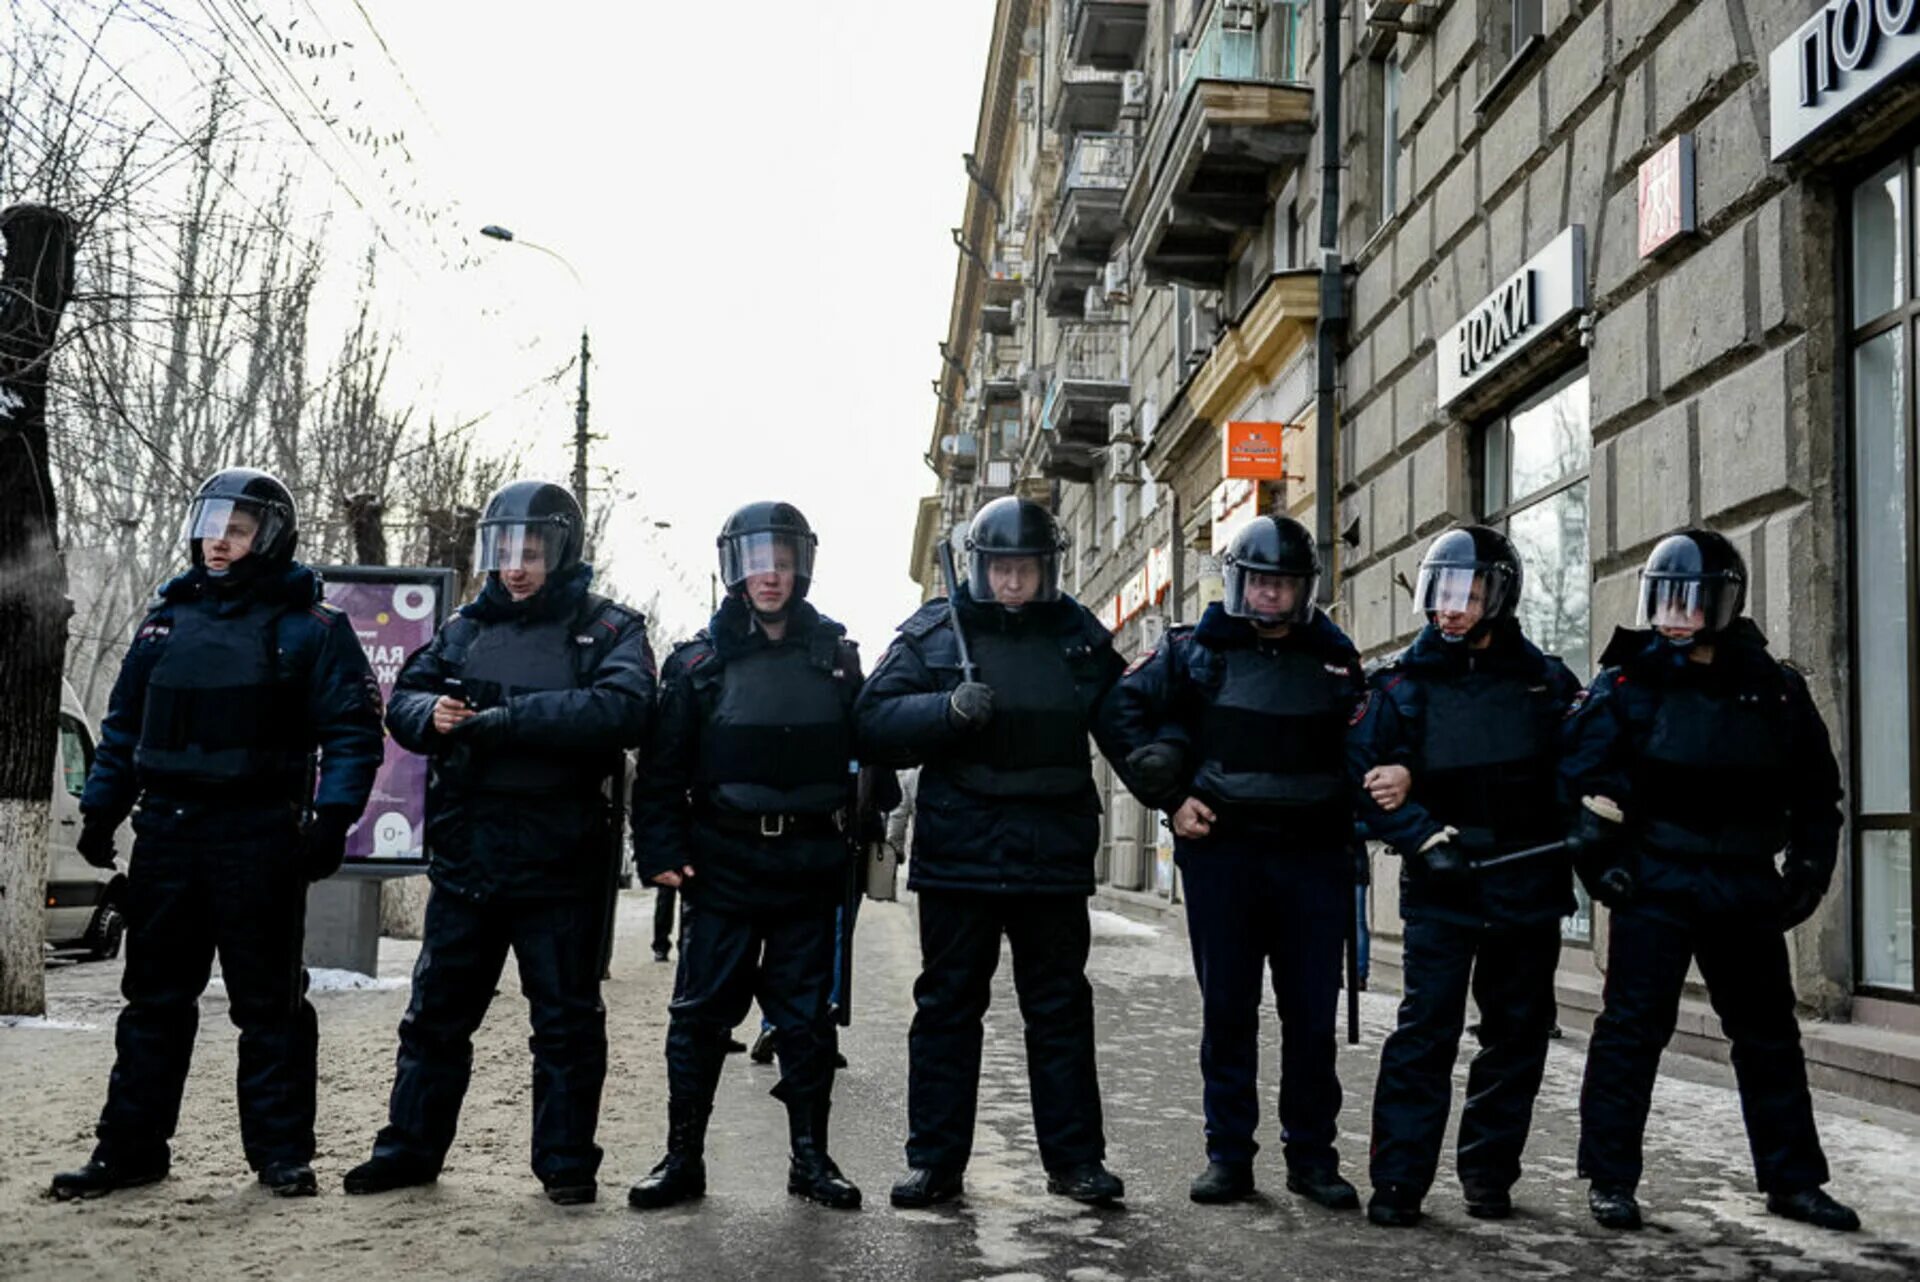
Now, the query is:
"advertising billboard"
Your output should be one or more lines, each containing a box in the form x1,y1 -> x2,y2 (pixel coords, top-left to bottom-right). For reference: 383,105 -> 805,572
316,566 -> 455,869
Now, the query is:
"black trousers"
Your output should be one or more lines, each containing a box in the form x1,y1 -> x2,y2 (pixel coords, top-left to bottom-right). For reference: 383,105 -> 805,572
653,883 -> 677,953
95,808 -> 316,1172
1178,843 -> 1348,1172
1369,917 -> 1560,1196
373,888 -> 607,1183
1579,904 -> 1829,1194
906,890 -> 1104,1174
664,897 -> 839,1108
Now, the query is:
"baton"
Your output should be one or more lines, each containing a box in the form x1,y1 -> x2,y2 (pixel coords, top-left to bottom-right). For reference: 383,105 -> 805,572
935,536 -> 978,683
1469,839 -> 1569,873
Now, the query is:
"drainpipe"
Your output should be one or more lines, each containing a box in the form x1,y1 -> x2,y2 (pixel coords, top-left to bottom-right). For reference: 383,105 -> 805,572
1313,0 -> 1345,605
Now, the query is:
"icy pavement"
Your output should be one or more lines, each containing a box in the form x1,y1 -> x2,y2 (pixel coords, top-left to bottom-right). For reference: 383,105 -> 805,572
2,891 -> 1917,1281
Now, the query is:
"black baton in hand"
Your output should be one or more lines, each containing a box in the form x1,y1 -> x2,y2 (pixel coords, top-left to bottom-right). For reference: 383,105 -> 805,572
936,537 -> 977,684
1469,839 -> 1569,873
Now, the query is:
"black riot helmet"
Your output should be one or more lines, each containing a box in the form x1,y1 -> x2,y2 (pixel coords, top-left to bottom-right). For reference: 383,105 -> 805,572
184,467 -> 298,567
1637,528 -> 1746,635
964,496 -> 1065,606
718,500 -> 818,600
473,480 -> 585,576
1221,515 -> 1318,626
1415,524 -> 1522,641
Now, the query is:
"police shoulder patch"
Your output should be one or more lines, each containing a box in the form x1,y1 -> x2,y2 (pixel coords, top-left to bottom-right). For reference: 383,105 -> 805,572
1564,688 -> 1592,718
1123,647 -> 1158,677
1349,689 -> 1372,727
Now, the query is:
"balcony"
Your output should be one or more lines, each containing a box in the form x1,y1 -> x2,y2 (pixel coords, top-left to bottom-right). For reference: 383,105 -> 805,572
980,301 -> 1016,336
1039,248 -> 1100,318
1127,2 -> 1314,290
979,340 -> 1022,404
1053,132 -> 1135,271
939,429 -> 979,483
983,258 -> 1027,306
1040,321 -> 1128,476
1066,0 -> 1150,71
1053,65 -> 1125,134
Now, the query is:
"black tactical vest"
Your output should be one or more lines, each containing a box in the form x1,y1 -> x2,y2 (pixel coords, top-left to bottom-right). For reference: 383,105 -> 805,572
1412,671 -> 1559,848
1192,646 -> 1348,811
443,613 -> 589,796
696,634 -> 853,816
947,626 -> 1091,799
135,597 -> 306,790
1633,676 -> 1796,860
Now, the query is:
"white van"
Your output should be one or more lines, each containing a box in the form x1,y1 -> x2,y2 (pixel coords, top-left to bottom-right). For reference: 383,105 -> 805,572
44,683 -> 125,960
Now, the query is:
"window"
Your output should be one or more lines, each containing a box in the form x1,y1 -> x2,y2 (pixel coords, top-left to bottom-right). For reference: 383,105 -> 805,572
1379,55 -> 1402,226
1848,149 -> 1920,996
58,715 -> 92,799
1480,369 -> 1593,942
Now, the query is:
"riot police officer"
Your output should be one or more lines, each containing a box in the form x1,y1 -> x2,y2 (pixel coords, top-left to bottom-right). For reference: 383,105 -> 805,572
1104,515 -> 1365,1209
343,480 -> 653,1206
1564,529 -> 1858,1232
1348,526 -> 1582,1227
857,496 -> 1127,1209
50,468 -> 384,1200
627,501 -> 870,1212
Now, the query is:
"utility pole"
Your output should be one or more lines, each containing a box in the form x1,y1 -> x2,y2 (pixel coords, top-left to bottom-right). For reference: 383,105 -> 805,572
573,326 -> 591,525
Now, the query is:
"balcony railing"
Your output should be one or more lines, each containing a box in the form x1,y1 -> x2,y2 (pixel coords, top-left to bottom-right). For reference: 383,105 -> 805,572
1177,0 -> 1305,97
1054,320 -> 1126,383
1064,132 -> 1137,195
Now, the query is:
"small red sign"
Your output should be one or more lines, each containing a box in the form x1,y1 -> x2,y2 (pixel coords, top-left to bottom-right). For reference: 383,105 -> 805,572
1638,135 -> 1695,259
1223,422 -> 1289,480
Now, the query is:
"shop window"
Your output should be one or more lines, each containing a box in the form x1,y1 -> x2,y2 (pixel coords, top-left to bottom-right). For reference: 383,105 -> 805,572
1849,149 -> 1920,995
1480,369 -> 1592,941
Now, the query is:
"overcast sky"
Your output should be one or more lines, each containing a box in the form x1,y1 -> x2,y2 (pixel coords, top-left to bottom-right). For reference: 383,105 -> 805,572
367,2 -> 995,652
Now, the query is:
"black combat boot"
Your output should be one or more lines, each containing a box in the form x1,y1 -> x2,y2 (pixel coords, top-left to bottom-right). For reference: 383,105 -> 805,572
1767,1187 -> 1860,1231
748,1027 -> 776,1065
1046,1161 -> 1125,1205
1286,1164 -> 1360,1210
627,1099 -> 710,1210
890,1166 -> 964,1208
342,1152 -> 439,1195
1189,1160 -> 1255,1204
48,1152 -> 170,1201
1588,1182 -> 1643,1230
1462,1181 -> 1513,1220
258,1163 -> 318,1197
786,1098 -> 861,1210
1366,1183 -> 1423,1227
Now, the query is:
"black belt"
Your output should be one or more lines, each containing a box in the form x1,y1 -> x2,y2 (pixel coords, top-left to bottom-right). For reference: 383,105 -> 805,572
699,809 -> 843,840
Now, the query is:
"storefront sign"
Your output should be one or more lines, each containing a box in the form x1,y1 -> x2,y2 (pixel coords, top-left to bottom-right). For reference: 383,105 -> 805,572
1146,542 -> 1173,602
316,566 -> 454,867
1637,135 -> 1695,258
1771,0 -> 1920,159
1222,421 -> 1290,480
1437,226 -> 1586,410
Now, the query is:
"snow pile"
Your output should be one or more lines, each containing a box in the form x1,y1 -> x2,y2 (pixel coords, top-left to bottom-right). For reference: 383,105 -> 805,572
1089,909 -> 1160,939
1,1015 -> 101,1032
307,969 -> 411,993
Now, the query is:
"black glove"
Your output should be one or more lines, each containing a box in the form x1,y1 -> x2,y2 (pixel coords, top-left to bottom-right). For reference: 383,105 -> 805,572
1566,797 -> 1634,907
1418,828 -> 1470,886
454,705 -> 513,748
947,682 -> 995,731
1779,859 -> 1830,930
300,807 -> 355,883
1126,742 -> 1186,802
76,817 -> 119,870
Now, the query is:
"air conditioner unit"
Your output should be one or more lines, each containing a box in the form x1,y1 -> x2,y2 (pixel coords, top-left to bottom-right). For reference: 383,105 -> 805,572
1223,1 -> 1259,33
1120,71 -> 1149,118
1084,285 -> 1114,319
1103,256 -> 1130,304
1010,297 -> 1027,329
1016,80 -> 1037,122
1108,402 -> 1137,445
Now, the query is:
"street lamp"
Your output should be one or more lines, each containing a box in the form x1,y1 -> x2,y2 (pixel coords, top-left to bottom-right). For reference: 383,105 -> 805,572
479,223 -> 592,527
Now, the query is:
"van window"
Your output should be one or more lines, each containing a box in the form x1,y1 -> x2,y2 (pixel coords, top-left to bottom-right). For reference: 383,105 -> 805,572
58,715 -> 92,799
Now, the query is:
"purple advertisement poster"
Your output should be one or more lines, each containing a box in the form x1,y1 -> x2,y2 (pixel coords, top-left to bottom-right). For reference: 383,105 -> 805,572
317,567 -> 455,867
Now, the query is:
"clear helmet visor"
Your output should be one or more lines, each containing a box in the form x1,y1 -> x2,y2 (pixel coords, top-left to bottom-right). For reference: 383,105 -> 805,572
1638,576 -> 1737,632
475,520 -> 561,574
1414,564 -> 1514,621
1224,566 -> 1315,625
185,497 -> 282,560
719,531 -> 815,591
967,551 -> 1062,606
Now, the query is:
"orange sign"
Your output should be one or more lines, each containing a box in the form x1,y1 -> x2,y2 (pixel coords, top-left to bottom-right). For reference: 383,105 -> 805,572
1224,422 -> 1289,480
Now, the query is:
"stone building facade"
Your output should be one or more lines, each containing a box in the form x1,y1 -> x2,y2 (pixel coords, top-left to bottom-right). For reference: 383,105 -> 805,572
912,0 -> 1920,1107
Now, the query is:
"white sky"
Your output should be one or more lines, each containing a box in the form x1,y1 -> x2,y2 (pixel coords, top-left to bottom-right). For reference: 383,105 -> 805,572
367,1 -> 995,651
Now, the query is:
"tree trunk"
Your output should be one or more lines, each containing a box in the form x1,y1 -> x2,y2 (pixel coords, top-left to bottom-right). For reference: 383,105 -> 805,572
0,205 -> 76,1016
